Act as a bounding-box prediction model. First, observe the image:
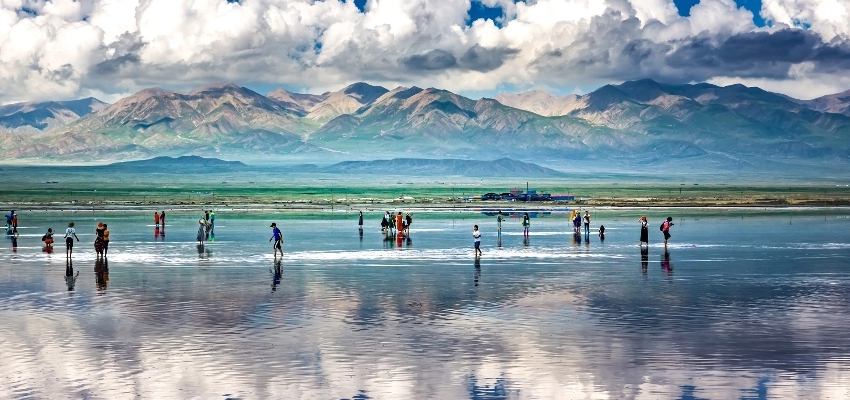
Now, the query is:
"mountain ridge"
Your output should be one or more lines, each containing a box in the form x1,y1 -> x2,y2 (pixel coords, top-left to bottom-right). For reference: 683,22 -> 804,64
2,80 -> 850,174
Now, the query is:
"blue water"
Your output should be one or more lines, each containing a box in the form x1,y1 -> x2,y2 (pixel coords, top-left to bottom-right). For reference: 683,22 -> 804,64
1,209 -> 850,399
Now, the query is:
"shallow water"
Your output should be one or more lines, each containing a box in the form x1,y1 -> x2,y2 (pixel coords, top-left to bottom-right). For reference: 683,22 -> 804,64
2,210 -> 850,399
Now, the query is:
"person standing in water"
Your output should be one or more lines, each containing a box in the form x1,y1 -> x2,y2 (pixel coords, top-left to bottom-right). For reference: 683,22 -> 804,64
358,211 -> 363,228
196,219 -> 206,245
154,211 -> 160,228
160,211 -> 165,226
42,228 -> 55,251
102,224 -> 110,258
472,225 -> 482,258
583,211 -> 591,236
209,210 -> 216,230
572,211 -> 581,234
661,217 -> 674,248
496,210 -> 504,237
522,212 -> 530,239
11,227 -> 19,251
269,222 -> 283,258
64,222 -> 80,258
94,222 -> 105,259
638,216 -> 649,247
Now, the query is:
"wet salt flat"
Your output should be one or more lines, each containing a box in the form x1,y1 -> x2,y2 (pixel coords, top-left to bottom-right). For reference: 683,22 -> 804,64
2,210 -> 850,399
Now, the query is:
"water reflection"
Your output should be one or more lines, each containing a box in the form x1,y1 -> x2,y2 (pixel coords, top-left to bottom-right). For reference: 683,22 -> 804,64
473,257 -> 481,287
65,259 -> 78,291
661,249 -> 673,281
1,213 -> 850,398
640,247 -> 649,277
271,258 -> 282,292
94,258 -> 108,292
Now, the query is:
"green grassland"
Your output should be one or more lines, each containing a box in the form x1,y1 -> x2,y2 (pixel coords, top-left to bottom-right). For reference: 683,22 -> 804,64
0,168 -> 848,209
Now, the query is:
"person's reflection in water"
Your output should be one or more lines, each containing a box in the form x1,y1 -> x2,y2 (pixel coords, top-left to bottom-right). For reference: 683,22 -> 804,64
200,243 -> 212,259
395,232 -> 404,248
406,234 -> 412,247
497,234 -> 502,248
208,230 -> 215,242
359,226 -> 363,243
94,258 -> 109,292
159,226 -> 165,240
154,226 -> 160,240
640,247 -> 649,278
383,231 -> 391,248
474,257 -> 481,287
65,259 -> 79,292
570,231 -> 580,247
661,249 -> 673,282
271,258 -> 282,292
584,232 -> 590,247
523,236 -> 530,246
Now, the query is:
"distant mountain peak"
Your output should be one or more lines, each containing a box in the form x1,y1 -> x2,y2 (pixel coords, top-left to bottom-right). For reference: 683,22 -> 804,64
338,82 -> 389,103
188,82 -> 240,95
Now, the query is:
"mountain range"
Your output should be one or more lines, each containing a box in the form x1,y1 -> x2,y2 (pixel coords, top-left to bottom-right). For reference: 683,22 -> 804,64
2,79 -> 850,173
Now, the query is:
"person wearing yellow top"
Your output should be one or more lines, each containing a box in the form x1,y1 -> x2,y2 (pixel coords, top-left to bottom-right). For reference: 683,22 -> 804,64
102,224 -> 110,257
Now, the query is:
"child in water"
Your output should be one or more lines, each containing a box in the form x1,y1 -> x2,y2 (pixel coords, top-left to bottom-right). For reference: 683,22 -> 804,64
42,228 -> 54,251
661,217 -> 674,247
472,225 -> 482,257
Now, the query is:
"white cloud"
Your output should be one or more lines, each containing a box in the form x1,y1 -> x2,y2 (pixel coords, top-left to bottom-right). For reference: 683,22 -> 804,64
0,0 -> 848,104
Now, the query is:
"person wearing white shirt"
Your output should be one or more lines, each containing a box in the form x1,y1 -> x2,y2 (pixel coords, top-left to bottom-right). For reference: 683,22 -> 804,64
64,222 -> 80,259
472,225 -> 482,257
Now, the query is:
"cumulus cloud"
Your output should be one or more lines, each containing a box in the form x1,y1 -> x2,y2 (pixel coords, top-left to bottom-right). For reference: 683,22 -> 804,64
0,0 -> 849,104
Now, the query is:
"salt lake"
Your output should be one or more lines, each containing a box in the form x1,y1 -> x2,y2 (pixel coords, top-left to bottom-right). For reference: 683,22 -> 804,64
1,209 -> 849,399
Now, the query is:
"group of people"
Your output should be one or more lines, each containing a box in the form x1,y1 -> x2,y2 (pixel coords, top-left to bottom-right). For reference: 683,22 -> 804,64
638,215 -> 674,248
381,211 -> 412,236
196,210 -> 215,245
568,210 -> 591,235
153,211 -> 166,227
9,209 -> 214,259
475,210 -> 676,257
5,210 -> 19,248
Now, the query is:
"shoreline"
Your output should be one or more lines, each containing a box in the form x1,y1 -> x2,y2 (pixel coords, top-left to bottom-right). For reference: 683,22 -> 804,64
2,200 -> 850,213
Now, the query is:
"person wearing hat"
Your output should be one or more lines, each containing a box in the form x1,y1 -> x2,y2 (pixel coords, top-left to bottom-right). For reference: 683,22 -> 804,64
197,218 -> 207,245
269,222 -> 283,258
64,222 -> 80,258
95,222 -> 106,258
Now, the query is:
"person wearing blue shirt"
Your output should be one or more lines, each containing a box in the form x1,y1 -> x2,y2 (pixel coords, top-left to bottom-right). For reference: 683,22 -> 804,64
269,222 -> 283,258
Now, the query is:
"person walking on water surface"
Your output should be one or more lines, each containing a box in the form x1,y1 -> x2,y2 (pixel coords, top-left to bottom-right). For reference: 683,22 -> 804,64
661,217 -> 674,248
638,216 -> 649,247
522,212 -> 530,239
102,224 -> 110,257
269,222 -> 283,258
196,219 -> 206,245
64,222 -> 80,258
94,222 -> 105,259
583,211 -> 591,236
473,225 -> 482,258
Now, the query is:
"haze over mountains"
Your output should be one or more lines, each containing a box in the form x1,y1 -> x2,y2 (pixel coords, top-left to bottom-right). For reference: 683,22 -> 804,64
2,79 -> 850,174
